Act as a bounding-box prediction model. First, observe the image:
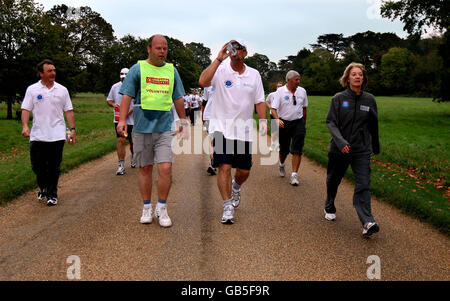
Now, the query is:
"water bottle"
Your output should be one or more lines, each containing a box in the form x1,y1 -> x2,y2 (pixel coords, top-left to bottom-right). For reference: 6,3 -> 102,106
66,128 -> 72,143
226,43 -> 237,56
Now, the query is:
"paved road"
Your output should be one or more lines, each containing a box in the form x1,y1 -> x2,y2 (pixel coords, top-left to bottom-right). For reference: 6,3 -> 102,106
0,130 -> 448,281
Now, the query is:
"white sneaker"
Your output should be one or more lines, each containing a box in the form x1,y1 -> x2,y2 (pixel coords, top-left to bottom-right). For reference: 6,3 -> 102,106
290,173 -> 299,186
363,222 -> 379,237
131,154 -> 136,168
324,209 -> 336,221
279,165 -> 286,177
231,188 -> 241,208
46,197 -> 58,206
140,206 -> 153,224
155,205 -> 172,227
116,165 -> 125,175
221,204 -> 234,224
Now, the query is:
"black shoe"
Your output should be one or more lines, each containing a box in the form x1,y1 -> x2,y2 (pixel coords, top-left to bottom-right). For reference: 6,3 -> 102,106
47,197 -> 58,206
363,222 -> 379,237
38,189 -> 46,201
207,166 -> 216,175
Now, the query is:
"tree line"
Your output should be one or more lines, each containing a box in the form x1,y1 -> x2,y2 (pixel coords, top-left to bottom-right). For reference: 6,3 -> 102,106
1,0 -> 448,120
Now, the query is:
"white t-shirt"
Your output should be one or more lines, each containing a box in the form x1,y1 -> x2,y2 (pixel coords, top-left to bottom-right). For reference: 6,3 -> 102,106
183,95 -> 190,109
271,85 -> 308,121
202,86 -> 215,120
21,81 -> 73,142
209,62 -> 265,142
190,94 -> 201,109
107,81 -> 134,125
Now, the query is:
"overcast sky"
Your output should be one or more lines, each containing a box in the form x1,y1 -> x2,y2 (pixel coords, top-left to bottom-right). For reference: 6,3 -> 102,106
37,0 -> 408,63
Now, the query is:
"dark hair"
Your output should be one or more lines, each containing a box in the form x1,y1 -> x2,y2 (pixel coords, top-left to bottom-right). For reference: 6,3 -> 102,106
37,59 -> 55,73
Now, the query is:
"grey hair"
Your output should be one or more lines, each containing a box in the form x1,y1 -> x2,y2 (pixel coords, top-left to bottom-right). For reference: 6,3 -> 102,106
286,70 -> 300,82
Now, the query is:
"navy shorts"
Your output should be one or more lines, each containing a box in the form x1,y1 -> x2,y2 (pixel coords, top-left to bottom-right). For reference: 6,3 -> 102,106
279,118 -> 306,157
212,132 -> 253,170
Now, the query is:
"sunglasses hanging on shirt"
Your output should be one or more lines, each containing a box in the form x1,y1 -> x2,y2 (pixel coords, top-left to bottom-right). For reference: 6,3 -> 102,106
293,95 -> 297,106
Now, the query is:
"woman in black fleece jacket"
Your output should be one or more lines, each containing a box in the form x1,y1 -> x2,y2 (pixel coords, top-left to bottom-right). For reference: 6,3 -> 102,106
324,62 -> 380,238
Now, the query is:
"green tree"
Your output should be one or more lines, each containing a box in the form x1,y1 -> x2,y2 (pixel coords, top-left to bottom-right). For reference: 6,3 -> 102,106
311,33 -> 348,59
380,47 -> 415,94
381,0 -> 449,101
166,36 -> 202,91
301,49 -> 341,95
0,0 -> 45,119
185,42 -> 212,70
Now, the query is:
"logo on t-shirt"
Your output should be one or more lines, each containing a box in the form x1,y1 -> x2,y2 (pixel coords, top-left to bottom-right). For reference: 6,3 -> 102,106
37,95 -> 43,102
224,80 -> 233,88
341,99 -> 350,108
146,77 -> 170,85
284,96 -> 290,102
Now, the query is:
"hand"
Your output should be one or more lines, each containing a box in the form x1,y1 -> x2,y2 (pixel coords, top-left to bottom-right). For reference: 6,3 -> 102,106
177,119 -> 190,140
117,121 -> 127,137
341,145 -> 351,154
68,130 -> 76,145
22,126 -> 30,137
217,42 -> 231,62
259,119 -> 268,136
114,103 -> 120,108
277,119 -> 284,129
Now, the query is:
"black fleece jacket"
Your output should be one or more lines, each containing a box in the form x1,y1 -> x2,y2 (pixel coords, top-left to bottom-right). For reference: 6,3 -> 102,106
326,87 -> 380,155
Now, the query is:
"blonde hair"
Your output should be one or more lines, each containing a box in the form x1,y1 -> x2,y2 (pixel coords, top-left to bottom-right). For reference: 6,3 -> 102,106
340,62 -> 368,88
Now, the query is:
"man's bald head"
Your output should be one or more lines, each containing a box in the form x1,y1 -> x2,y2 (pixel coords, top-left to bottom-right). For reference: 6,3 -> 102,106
148,34 -> 167,48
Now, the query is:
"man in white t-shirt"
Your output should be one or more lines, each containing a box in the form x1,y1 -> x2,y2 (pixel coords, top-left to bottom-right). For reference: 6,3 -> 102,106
189,89 -> 201,125
271,70 -> 308,186
21,59 -> 76,206
199,39 -> 267,224
266,81 -> 283,152
107,68 -> 135,175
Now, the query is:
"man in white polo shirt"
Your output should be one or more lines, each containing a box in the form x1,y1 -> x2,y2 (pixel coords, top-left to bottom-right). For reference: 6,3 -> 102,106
107,67 -> 135,175
21,59 -> 76,206
199,39 -> 267,224
266,81 -> 283,152
271,70 -> 308,186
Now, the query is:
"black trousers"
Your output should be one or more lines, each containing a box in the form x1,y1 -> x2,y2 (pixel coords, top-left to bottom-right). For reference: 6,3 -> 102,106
30,140 -> 65,199
325,152 -> 375,225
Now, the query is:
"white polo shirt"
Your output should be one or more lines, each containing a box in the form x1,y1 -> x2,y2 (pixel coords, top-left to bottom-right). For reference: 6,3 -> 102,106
107,81 -> 134,125
266,91 -> 277,105
208,62 -> 265,142
271,85 -> 308,121
21,81 -> 73,142
202,86 -> 215,121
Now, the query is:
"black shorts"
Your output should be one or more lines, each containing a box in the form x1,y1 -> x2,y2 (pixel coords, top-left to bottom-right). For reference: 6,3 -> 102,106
212,132 -> 253,170
279,118 -> 306,157
115,123 -> 133,140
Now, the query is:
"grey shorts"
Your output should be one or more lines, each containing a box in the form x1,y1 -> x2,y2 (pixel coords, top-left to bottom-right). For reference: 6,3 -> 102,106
132,131 -> 175,167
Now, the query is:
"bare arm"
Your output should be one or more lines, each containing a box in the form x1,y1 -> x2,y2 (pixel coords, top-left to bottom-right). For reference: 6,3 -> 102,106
21,109 -> 31,137
65,110 -> 76,144
117,95 -> 132,136
198,43 -> 230,87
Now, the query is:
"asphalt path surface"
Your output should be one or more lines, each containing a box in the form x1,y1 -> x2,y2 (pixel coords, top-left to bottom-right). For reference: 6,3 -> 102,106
0,129 -> 448,281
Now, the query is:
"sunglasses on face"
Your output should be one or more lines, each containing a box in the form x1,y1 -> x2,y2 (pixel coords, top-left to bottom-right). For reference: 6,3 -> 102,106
120,73 -> 127,75
233,44 -> 246,50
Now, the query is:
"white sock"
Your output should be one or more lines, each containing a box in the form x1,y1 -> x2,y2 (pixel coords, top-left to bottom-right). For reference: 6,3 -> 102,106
292,172 -> 298,176
143,204 -> 152,209
232,179 -> 241,191
156,202 -> 166,210
280,162 -> 285,167
223,199 -> 232,207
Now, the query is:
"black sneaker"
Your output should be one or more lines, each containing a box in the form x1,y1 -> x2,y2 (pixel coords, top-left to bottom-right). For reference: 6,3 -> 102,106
363,222 -> 379,237
47,197 -> 58,206
207,166 -> 216,175
37,189 -> 46,201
